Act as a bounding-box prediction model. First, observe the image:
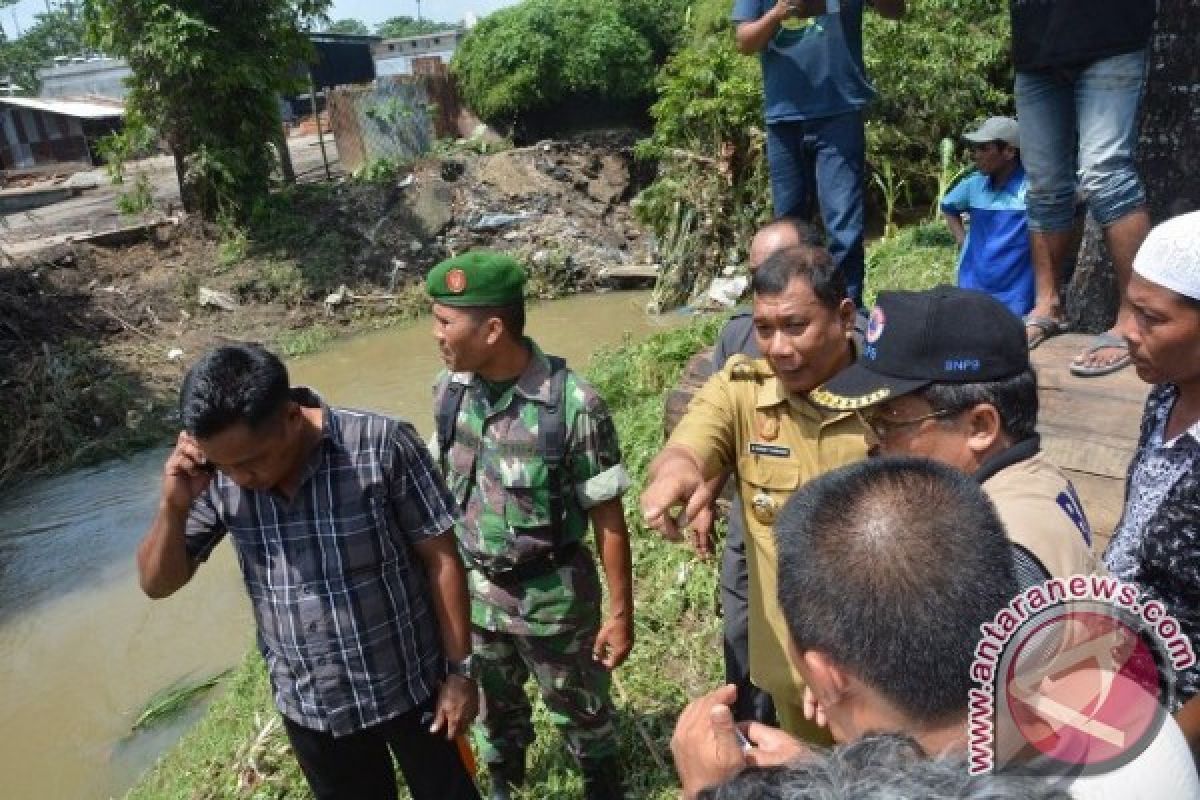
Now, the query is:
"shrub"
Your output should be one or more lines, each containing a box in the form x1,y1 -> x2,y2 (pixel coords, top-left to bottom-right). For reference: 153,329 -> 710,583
451,0 -> 689,131
865,0 -> 1012,201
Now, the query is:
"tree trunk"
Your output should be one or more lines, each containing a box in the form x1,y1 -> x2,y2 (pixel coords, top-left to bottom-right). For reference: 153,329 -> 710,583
275,126 -> 296,184
172,149 -> 198,214
1065,0 -> 1200,332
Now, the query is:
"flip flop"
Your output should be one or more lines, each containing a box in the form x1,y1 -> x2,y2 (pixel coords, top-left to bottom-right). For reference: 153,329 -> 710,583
1024,314 -> 1065,350
1069,331 -> 1132,378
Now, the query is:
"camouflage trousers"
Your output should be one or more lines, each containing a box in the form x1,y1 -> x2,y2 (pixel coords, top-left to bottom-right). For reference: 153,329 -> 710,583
473,623 -> 618,766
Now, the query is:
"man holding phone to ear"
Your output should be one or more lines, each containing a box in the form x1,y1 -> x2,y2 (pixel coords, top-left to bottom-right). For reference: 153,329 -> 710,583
136,343 -> 480,800
733,0 -> 905,309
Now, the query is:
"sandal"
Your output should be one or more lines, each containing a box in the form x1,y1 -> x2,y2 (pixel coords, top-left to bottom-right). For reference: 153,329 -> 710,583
1024,314 -> 1066,350
1069,331 -> 1132,377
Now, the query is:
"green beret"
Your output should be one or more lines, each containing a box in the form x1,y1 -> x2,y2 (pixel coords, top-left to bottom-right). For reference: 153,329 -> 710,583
426,250 -> 527,307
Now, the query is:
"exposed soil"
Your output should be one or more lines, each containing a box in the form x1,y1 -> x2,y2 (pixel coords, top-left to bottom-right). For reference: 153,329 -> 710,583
0,130 -> 657,486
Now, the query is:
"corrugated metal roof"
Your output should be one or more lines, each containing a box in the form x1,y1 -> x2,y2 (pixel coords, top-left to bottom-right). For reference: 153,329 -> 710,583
0,95 -> 124,119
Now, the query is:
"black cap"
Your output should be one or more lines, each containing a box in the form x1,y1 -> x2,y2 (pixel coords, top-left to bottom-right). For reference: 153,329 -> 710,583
810,286 -> 1030,411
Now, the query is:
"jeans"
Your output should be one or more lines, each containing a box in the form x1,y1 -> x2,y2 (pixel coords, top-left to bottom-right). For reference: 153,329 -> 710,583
766,111 -> 866,306
1016,50 -> 1148,233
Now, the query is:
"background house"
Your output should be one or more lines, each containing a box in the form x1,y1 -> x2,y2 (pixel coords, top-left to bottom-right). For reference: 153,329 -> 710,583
37,57 -> 133,100
0,95 -> 123,170
374,29 -> 466,77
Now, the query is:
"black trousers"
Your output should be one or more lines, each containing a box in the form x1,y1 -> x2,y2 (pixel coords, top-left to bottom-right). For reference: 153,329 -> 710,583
721,503 -> 778,726
282,696 -> 481,800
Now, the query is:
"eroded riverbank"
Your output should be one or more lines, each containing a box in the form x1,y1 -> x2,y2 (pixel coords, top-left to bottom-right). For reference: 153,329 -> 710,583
0,131 -> 655,491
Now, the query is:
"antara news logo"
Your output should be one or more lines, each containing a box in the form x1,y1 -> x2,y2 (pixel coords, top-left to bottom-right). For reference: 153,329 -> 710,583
968,574 -> 1196,778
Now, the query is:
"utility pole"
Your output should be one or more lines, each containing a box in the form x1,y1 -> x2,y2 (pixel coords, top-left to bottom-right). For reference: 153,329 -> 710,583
310,70 -> 332,182
416,0 -> 423,22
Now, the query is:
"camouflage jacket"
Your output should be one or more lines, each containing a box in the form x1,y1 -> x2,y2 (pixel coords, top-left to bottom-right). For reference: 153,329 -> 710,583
432,339 -> 631,635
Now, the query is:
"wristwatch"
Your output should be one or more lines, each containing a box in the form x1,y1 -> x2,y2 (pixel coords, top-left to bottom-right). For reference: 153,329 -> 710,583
446,654 -> 478,681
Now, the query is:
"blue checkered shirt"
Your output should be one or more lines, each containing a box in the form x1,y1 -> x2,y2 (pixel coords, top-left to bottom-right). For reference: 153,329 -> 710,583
185,388 -> 460,735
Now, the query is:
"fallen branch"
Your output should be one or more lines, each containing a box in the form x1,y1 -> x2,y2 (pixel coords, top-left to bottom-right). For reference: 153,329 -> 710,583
664,148 -> 718,166
98,306 -> 155,341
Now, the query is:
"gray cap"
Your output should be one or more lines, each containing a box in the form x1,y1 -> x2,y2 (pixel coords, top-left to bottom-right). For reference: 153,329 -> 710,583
963,116 -> 1019,149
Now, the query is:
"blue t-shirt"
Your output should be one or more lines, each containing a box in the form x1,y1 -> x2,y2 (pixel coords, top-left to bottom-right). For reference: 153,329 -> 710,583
940,165 -> 1034,318
732,0 -> 875,124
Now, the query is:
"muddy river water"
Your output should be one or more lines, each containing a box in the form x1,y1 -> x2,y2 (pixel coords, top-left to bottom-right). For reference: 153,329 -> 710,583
0,291 -> 676,799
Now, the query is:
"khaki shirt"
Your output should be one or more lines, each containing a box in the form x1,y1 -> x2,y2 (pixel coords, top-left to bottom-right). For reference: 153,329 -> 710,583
981,446 -> 1098,579
667,355 -> 867,709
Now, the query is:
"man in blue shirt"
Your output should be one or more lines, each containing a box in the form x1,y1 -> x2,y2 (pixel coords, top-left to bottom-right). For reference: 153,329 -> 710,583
733,0 -> 906,308
941,116 -> 1034,318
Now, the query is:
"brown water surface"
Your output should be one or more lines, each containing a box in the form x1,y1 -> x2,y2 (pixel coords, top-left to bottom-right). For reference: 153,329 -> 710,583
0,290 -> 674,799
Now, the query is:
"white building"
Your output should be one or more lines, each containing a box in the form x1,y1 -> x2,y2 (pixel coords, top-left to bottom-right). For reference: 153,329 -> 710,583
373,29 -> 466,76
37,57 -> 133,100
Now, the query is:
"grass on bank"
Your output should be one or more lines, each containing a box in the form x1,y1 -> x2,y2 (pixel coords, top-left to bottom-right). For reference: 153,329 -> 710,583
124,227 -> 956,798
0,338 -> 177,490
864,222 -> 958,305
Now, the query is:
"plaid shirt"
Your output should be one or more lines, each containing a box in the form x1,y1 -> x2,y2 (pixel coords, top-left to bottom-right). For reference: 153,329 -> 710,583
185,388 -> 460,735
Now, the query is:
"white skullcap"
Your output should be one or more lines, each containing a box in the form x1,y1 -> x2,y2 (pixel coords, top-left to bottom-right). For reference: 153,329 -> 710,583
1133,210 -> 1200,301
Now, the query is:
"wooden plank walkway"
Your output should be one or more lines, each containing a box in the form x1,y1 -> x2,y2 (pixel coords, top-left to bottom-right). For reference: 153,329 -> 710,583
1031,333 -> 1146,553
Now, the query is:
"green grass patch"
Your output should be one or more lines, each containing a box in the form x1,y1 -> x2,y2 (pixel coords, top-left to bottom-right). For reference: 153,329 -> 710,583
276,325 -> 337,358
125,651 -> 308,800
864,222 -> 958,305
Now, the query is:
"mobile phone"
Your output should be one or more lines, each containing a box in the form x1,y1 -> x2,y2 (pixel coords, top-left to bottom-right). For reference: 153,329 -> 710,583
734,727 -> 753,752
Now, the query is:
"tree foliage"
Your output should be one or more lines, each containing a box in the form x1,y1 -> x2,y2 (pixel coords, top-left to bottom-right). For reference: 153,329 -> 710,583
864,0 -> 1011,198
636,0 -> 1013,307
375,15 -> 451,38
451,0 -> 689,130
325,17 -> 367,35
85,0 -> 331,220
0,4 -> 88,94
633,9 -> 768,309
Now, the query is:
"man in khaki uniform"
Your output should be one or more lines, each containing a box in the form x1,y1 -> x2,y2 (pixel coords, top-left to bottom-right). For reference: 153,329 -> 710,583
641,245 -> 865,738
810,286 -> 1096,580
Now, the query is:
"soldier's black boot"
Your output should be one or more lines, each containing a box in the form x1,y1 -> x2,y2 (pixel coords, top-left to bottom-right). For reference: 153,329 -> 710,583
487,755 -> 526,800
581,756 -> 625,800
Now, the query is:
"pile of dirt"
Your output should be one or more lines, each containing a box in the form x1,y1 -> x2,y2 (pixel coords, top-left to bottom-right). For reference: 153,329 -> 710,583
0,131 -> 658,485
440,129 -> 654,290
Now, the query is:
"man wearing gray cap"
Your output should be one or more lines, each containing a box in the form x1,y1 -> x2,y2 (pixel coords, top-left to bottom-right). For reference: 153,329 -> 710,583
940,116 -> 1034,318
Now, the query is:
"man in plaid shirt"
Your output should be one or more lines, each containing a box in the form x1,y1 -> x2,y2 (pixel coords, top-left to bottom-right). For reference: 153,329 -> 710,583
136,343 -> 480,800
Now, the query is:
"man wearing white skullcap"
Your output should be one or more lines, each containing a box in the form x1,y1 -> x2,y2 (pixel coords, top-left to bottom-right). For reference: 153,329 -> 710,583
1106,210 -> 1200,759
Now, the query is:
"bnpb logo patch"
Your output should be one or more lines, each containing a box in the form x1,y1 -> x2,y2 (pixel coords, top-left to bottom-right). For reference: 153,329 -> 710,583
866,306 -> 886,344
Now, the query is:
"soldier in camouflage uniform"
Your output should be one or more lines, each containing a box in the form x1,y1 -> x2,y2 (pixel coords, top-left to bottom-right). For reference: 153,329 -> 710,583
426,251 -> 635,800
